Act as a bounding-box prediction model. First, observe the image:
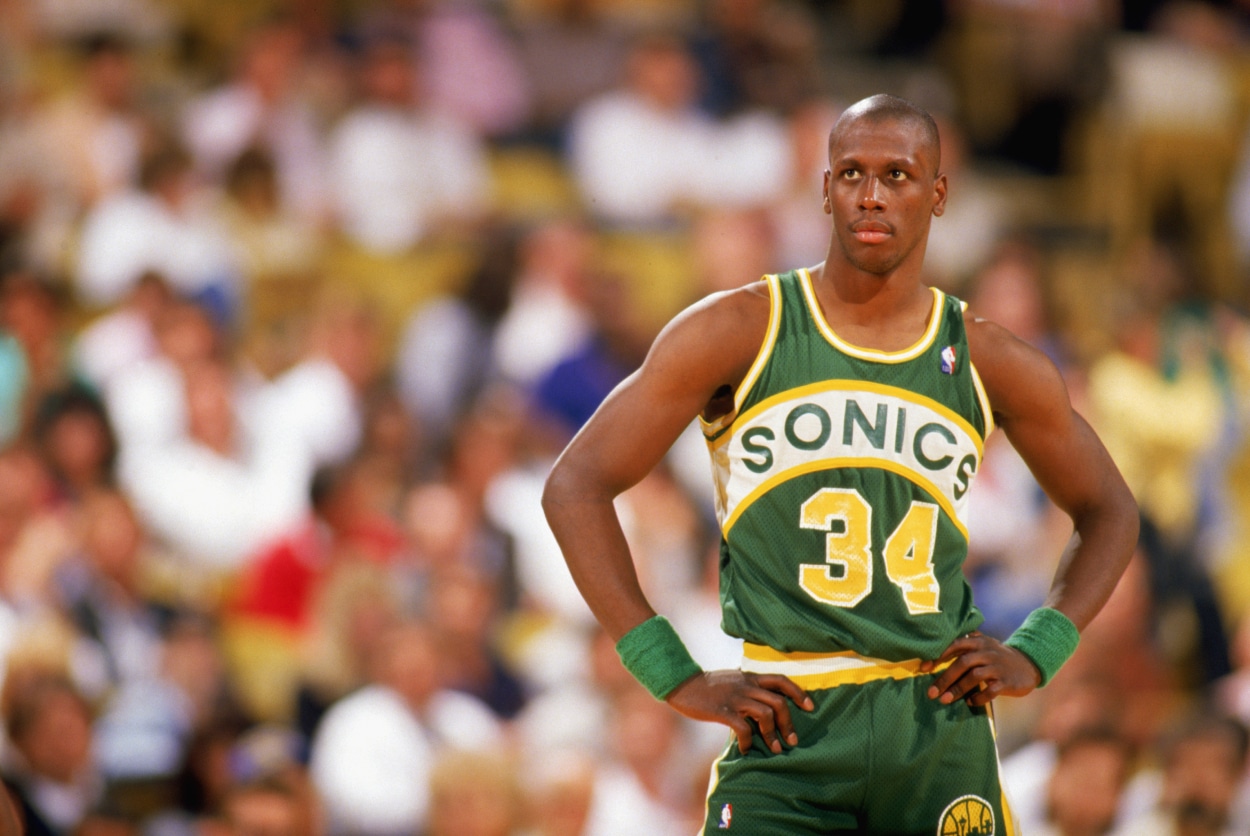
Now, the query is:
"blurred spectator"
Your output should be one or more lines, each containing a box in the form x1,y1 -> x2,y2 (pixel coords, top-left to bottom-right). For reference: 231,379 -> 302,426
1121,715 -> 1250,835
327,32 -> 490,255
91,615 -> 241,785
104,296 -> 219,453
581,686 -> 697,836
1,270 -> 72,439
118,355 -> 276,569
181,19 -> 326,221
520,749 -> 596,836
217,726 -> 319,836
491,217 -> 594,389
72,271 -> 169,395
33,386 -> 118,503
296,562 -> 400,743
220,775 -> 313,836
530,272 -> 649,441
426,750 -> 522,836
396,224 -> 522,451
235,295 -> 380,545
32,33 -> 151,209
232,459 -> 404,636
1001,674 -> 1121,832
691,0 -> 821,116
567,32 -> 789,227
923,116 -> 1016,292
22,32 -> 154,272
351,386 -> 416,518
75,143 -> 241,320
53,489 -> 163,690
767,96 -> 839,271
513,0 -> 630,143
367,0 -> 532,139
425,564 -> 527,719
691,206 -> 776,295
1,670 -> 102,836
514,626 -> 634,760
1036,728 -> 1133,836
1088,241 -> 1235,686
948,0 -> 1111,174
308,619 -> 501,836
0,445 -> 75,613
112,305 -> 367,573
216,146 -> 322,294
26,0 -> 170,43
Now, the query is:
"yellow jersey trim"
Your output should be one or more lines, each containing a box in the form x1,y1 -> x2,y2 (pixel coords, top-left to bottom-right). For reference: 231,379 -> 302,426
708,379 -> 986,458
970,361 -> 996,438
699,273 -> 782,437
800,268 -> 944,363
722,456 -> 970,541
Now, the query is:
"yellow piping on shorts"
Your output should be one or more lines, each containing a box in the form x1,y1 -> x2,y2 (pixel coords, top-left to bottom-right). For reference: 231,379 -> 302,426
741,643 -> 952,690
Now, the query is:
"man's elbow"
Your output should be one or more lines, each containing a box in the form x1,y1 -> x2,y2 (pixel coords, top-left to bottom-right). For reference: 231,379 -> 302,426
542,459 -> 589,525
541,464 -> 569,525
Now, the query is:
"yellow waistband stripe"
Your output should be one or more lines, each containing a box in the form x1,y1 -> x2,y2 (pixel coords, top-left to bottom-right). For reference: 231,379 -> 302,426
741,643 -> 951,690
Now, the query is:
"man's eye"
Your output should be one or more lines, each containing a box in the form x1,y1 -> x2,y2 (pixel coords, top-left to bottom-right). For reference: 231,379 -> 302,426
842,169 -> 860,180
889,169 -> 907,180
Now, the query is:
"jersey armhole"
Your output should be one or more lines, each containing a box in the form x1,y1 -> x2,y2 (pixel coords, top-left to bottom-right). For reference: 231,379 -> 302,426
700,273 -> 782,439
959,299 -> 996,439
969,361 -> 996,439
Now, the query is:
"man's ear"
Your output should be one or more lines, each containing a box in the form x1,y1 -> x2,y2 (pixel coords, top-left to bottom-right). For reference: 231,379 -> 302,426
932,172 -> 948,218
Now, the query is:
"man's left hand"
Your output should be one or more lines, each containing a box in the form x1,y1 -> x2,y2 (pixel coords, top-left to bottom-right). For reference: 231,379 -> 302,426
920,631 -> 1042,707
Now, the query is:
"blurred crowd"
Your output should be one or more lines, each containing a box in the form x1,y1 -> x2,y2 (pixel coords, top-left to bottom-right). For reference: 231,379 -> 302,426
3,0 -> 1250,835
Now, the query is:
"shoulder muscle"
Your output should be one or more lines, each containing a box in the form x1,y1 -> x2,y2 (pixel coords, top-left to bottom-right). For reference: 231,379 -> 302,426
965,314 -> 1069,431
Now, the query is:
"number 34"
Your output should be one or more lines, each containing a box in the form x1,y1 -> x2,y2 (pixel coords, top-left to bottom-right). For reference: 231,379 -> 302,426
799,487 -> 942,615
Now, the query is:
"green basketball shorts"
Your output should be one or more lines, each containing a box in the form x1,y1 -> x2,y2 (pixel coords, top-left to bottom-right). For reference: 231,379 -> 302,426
700,645 -> 1019,835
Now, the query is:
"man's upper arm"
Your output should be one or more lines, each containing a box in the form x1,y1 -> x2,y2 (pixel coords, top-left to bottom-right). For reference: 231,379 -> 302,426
968,320 -> 1124,519
548,286 -> 770,500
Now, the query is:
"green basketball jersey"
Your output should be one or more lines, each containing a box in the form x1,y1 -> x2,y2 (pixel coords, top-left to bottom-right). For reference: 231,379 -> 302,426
702,268 -> 994,661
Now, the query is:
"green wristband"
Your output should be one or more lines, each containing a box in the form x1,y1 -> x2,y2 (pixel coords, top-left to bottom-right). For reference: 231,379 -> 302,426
1004,607 -> 1080,687
615,616 -> 703,700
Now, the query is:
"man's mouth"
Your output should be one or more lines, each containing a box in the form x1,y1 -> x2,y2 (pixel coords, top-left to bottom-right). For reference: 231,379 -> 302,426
851,222 -> 892,244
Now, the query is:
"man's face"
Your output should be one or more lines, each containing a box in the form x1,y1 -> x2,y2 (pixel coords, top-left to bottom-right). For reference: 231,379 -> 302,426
823,116 -> 946,277
1165,737 -> 1243,832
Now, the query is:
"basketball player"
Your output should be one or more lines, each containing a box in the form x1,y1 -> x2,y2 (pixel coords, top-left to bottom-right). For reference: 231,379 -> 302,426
542,94 -> 1138,833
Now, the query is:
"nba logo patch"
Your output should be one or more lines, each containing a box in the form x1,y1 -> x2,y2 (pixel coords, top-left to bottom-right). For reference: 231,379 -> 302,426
940,345 -> 957,375
718,803 -> 732,829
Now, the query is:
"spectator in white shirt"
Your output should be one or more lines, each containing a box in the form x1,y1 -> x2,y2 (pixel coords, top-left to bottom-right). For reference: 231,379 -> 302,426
181,20 -> 327,221
75,144 -> 241,320
309,619 -> 502,836
567,33 -> 789,228
328,32 -> 491,255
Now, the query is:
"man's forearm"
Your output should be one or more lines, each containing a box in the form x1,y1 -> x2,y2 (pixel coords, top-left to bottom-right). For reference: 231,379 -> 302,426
542,479 -> 656,639
1043,495 -> 1139,631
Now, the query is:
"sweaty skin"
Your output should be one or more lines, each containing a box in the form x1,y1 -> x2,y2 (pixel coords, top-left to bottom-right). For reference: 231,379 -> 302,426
542,97 -> 1138,754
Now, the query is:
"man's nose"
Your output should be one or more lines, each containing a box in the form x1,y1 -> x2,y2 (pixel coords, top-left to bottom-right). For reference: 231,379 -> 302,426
859,177 -> 886,210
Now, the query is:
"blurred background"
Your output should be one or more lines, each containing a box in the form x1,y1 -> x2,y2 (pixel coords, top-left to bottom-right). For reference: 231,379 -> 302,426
0,0 -> 1249,834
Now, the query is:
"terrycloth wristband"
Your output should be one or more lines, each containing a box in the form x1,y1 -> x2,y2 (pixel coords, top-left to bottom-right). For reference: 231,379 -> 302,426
615,615 -> 703,700
1004,607 -> 1080,687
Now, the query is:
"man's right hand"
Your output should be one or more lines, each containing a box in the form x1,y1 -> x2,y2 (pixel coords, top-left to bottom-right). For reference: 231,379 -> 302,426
665,670 -> 815,755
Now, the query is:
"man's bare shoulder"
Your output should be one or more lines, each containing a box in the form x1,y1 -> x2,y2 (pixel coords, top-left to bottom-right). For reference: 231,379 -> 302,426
963,310 -> 1067,424
627,280 -> 775,413
651,281 -> 772,367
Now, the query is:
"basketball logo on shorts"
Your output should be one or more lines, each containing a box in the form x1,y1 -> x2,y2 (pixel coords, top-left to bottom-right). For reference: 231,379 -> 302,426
718,803 -> 732,829
937,795 -> 994,836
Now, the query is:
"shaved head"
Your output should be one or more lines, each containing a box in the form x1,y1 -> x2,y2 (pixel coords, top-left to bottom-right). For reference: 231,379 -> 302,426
830,94 -> 941,176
